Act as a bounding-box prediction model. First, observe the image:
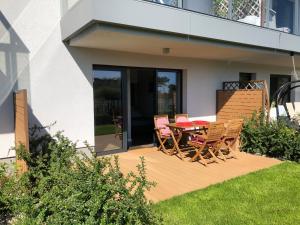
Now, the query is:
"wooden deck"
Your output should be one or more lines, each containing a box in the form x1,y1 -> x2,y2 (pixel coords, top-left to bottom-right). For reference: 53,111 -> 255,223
116,148 -> 281,203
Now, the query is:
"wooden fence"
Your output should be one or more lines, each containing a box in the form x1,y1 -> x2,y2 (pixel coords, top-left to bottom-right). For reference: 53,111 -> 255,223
216,89 -> 264,121
14,90 -> 29,173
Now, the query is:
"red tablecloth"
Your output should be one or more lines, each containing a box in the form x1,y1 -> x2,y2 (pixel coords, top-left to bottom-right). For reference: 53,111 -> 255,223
193,120 -> 209,126
176,122 -> 194,128
175,120 -> 209,127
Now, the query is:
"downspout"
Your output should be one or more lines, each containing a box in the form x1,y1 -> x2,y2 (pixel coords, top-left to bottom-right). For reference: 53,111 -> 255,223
291,52 -> 299,80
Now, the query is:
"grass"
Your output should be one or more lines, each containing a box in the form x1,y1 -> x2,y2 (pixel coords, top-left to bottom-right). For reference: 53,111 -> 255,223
95,124 -> 115,136
154,162 -> 300,225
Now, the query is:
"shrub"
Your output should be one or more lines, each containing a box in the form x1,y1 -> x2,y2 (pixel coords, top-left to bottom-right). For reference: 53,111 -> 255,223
0,164 -> 11,224
0,129 -> 160,225
241,115 -> 300,162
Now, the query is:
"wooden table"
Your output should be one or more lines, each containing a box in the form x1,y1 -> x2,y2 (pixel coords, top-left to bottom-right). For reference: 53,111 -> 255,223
167,121 -> 209,160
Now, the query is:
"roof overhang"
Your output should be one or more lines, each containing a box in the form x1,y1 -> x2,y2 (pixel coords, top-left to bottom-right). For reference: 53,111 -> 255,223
60,0 -> 300,68
67,22 -> 300,68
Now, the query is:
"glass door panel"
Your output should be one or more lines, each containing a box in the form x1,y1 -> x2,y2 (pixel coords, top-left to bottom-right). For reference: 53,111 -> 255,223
157,70 -> 181,117
130,68 -> 156,146
93,68 -> 123,152
270,74 -> 291,103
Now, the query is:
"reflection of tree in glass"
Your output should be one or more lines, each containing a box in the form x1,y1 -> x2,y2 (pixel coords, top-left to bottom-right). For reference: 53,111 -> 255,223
94,78 -> 121,100
157,76 -> 170,88
93,78 -> 122,124
157,75 -> 177,116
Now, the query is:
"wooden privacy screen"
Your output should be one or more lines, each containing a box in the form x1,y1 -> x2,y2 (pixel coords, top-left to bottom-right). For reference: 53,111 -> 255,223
216,89 -> 264,121
14,90 -> 29,173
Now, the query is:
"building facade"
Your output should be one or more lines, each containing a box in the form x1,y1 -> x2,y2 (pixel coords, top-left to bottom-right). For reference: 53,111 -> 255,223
1,0 -> 300,159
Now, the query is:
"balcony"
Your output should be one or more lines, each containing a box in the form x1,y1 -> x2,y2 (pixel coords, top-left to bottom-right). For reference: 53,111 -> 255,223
60,0 -> 300,59
145,0 -> 300,35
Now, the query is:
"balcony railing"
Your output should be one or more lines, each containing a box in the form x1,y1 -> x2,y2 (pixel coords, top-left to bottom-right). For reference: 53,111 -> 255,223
61,0 -> 299,36
146,0 -> 299,35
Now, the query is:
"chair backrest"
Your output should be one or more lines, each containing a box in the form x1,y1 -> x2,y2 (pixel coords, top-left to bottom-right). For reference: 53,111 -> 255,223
224,119 -> 244,139
293,102 -> 300,114
206,122 -> 225,142
286,102 -> 296,118
175,114 -> 189,123
154,115 -> 170,136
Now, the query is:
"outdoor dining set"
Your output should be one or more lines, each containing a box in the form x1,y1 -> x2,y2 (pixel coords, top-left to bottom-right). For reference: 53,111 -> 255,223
154,114 -> 244,166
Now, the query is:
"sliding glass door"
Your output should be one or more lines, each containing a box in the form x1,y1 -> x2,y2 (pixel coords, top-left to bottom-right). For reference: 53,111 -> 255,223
157,70 -> 181,117
93,68 -> 126,153
93,66 -> 181,150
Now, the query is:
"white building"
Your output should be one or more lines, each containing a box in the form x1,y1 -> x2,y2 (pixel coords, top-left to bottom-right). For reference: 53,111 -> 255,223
1,0 -> 300,159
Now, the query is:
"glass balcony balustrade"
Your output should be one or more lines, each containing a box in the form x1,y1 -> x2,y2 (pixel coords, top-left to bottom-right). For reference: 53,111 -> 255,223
146,0 -> 300,35
61,0 -> 300,36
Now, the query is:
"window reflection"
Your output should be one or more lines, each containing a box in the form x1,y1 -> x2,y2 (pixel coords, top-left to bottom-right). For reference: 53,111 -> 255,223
157,71 -> 178,116
270,0 -> 295,33
149,0 -> 180,7
270,75 -> 291,103
93,69 -> 123,152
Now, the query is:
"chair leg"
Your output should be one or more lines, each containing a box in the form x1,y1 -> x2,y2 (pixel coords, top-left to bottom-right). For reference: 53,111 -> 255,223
198,154 -> 208,166
217,149 -> 227,161
170,131 -> 185,160
215,143 -> 226,161
189,144 -> 205,162
227,145 -> 238,159
207,147 -> 219,163
157,137 -> 169,154
219,140 -> 237,160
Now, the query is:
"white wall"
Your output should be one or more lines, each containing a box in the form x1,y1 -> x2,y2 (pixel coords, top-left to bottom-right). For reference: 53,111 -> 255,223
0,0 -> 65,158
0,0 -> 298,159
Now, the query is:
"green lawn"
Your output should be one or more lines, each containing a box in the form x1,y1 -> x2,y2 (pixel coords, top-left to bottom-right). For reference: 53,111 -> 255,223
95,124 -> 115,136
154,162 -> 300,225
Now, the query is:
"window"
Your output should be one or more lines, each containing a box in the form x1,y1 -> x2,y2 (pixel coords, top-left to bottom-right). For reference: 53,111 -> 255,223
239,72 -> 256,82
157,70 -> 181,117
270,74 -> 291,102
270,0 -> 295,33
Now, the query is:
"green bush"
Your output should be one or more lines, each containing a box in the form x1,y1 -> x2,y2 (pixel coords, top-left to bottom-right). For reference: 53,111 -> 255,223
0,164 -> 12,224
0,129 -> 160,225
241,115 -> 300,162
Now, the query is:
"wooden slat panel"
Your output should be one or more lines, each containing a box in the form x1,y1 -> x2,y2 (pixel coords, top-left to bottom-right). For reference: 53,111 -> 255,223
14,90 -> 29,174
216,90 -> 263,122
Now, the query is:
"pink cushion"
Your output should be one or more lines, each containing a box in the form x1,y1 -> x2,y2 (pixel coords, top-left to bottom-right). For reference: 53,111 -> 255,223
161,128 -> 171,136
191,135 -> 205,144
176,116 -> 189,123
155,117 -> 171,137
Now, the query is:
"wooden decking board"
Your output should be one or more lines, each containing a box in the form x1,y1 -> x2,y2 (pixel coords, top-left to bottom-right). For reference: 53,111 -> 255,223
115,148 -> 281,202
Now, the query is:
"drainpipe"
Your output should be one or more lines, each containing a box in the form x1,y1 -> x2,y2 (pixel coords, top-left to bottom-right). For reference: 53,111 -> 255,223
291,52 -> 298,80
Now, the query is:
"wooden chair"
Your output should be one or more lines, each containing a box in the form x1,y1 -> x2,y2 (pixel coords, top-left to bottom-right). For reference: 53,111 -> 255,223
220,119 -> 244,160
154,115 -> 173,154
175,114 -> 189,123
112,113 -> 122,140
188,122 -> 225,166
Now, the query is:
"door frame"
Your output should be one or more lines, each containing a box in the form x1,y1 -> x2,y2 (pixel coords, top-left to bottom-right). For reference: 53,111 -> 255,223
93,65 -> 128,154
93,65 -> 182,151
